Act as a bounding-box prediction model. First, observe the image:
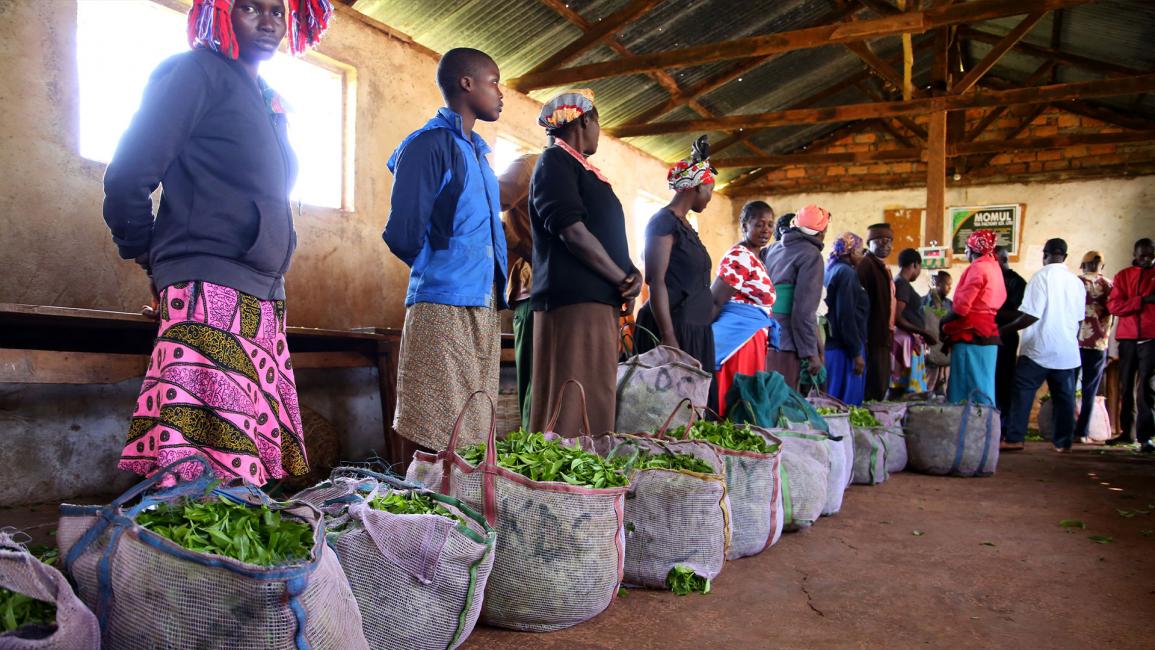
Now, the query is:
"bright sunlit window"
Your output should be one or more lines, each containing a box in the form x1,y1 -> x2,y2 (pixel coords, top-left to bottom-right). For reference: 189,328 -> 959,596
77,0 -> 351,209
492,134 -> 536,176
633,192 -> 666,263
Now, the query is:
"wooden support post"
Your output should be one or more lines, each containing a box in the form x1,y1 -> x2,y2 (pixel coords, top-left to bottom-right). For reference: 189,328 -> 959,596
926,111 -> 947,247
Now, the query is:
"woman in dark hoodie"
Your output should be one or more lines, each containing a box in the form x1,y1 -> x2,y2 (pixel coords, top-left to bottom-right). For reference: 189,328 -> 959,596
102,0 -> 331,485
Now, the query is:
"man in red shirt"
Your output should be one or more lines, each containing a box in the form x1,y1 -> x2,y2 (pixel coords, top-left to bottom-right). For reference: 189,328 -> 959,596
1107,238 -> 1155,453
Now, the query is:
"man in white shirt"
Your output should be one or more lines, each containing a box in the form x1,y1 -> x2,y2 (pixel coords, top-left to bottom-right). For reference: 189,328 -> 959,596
1000,238 -> 1087,452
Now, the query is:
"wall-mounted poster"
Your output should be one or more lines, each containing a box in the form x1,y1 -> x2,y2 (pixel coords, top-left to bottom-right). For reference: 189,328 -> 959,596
949,204 -> 1023,257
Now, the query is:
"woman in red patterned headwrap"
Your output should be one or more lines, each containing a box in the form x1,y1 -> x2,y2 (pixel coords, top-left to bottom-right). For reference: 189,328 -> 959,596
102,0 -> 331,485
941,229 -> 1007,404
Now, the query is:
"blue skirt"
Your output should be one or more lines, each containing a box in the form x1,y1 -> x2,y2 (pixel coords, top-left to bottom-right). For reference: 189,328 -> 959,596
826,346 -> 866,406
947,342 -> 997,405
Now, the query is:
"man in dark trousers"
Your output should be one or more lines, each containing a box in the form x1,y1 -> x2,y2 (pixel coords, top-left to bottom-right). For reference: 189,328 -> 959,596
995,246 -> 1027,433
856,223 -> 895,401
1107,238 -> 1155,453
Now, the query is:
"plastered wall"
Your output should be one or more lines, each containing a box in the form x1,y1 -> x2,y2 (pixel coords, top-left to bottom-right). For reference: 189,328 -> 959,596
736,176 -> 1155,290
0,1 -> 733,329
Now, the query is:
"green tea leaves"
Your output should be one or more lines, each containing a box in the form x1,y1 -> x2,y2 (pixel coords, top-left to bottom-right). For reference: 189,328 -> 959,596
136,496 -> 313,567
369,491 -> 462,524
666,421 -> 778,454
666,565 -> 710,596
459,430 -> 628,489
849,407 -> 882,428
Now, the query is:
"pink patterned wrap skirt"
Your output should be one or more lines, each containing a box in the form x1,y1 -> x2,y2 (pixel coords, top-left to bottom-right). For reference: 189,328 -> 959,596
119,281 -> 309,485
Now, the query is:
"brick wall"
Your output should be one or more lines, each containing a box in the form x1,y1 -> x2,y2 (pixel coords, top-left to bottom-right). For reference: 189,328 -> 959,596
734,106 -> 1155,195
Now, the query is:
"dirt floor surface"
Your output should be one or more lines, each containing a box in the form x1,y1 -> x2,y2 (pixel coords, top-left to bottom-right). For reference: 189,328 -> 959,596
3,443 -> 1152,649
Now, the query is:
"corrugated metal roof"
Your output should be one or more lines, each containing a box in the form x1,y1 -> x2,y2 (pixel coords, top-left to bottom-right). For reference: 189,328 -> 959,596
351,0 -> 1155,181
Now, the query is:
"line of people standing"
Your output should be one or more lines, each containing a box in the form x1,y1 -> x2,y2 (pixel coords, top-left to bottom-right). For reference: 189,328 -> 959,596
102,14 -> 1155,490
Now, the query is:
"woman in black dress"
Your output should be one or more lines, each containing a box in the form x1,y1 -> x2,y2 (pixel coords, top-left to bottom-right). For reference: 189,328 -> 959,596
636,136 -> 718,409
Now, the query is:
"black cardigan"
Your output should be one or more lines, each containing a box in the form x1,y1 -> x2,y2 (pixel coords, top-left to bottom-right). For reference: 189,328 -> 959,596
103,49 -> 299,300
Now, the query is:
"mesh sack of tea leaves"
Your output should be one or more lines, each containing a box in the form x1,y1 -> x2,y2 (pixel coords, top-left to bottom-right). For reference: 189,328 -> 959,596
761,429 -> 830,531
615,345 -> 712,434
904,393 -> 1000,477
863,400 -> 910,428
578,430 -> 729,592
807,395 -> 855,515
407,387 -> 627,632
0,532 -> 98,650
294,468 -> 495,650
56,458 -> 368,650
848,407 -> 890,485
662,413 -> 784,559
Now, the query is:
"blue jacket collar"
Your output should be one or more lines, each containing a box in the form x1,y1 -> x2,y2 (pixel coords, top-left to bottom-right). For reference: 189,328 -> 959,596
434,107 -> 491,155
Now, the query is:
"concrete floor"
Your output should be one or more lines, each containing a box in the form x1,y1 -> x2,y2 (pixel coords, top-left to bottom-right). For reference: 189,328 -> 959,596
466,443 -> 1155,649
3,443 -> 1152,649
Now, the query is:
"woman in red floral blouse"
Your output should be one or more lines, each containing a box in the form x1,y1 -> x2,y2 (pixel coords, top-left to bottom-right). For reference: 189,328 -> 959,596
710,201 -> 779,415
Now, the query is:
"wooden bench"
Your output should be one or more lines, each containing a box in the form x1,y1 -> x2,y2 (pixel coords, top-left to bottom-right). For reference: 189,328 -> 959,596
0,303 -> 515,467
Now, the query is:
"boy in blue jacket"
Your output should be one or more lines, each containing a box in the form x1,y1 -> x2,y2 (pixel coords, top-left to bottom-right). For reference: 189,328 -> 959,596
383,48 -> 508,460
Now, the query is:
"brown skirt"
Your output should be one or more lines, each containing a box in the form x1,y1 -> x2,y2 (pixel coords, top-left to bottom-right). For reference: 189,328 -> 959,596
529,302 -> 618,437
393,303 -> 500,453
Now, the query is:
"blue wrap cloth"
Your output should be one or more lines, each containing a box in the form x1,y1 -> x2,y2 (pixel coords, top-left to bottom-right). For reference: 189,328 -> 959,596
712,302 -> 780,367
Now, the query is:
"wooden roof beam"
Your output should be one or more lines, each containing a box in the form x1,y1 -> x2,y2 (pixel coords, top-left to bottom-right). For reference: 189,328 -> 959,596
855,81 -> 928,141
951,12 -> 1046,95
523,0 -> 666,76
964,61 -> 1055,142
845,41 -> 914,96
712,129 -> 1155,167
960,27 -> 1147,78
615,2 -> 863,127
508,0 -> 1093,91
607,72 -> 1155,137
722,121 -> 873,191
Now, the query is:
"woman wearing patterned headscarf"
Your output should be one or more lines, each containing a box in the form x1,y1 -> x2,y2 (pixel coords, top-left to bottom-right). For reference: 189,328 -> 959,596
824,231 -> 870,404
941,229 -> 1008,404
528,89 -> 642,437
102,0 -> 331,485
636,136 -> 719,409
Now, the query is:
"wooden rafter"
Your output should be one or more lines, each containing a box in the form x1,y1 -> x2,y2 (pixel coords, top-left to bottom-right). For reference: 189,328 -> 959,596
607,72 -> 1155,137
951,12 -> 1046,95
855,81 -> 928,141
723,121 -> 874,190
727,161 -> 1155,196
535,0 -> 769,156
1054,102 -> 1155,131
615,2 -> 861,128
872,118 -> 917,148
960,27 -> 1147,78
845,41 -> 913,96
964,61 -> 1055,142
508,0 -> 1094,91
711,130 -> 1155,167
964,104 -> 1047,173
522,0 -> 665,76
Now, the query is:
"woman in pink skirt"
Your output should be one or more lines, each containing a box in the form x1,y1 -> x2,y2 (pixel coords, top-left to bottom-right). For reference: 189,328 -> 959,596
102,0 -> 332,484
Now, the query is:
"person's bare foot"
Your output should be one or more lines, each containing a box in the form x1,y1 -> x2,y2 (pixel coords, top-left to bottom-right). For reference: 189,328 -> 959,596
1053,446 -> 1070,453
1000,441 -> 1025,451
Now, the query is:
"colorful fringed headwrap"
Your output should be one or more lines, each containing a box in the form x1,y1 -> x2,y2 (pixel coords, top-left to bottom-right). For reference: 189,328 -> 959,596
187,0 -> 333,59
668,135 -> 716,191
539,89 -> 596,132
827,231 -> 863,268
967,229 -> 998,256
